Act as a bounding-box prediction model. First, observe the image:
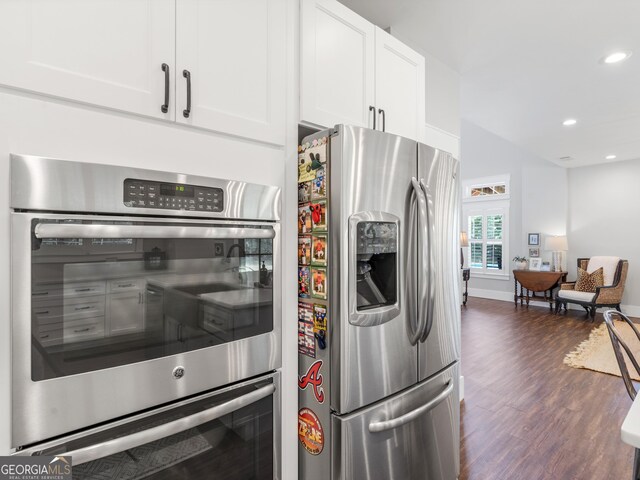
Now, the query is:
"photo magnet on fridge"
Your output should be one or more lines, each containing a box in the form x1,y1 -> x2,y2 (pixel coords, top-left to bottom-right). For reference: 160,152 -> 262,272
311,234 -> 327,266
311,166 -> 326,200
311,267 -> 327,300
298,204 -> 312,234
299,266 -> 311,299
298,303 -> 315,358
311,201 -> 327,231
313,304 -> 327,334
298,236 -> 311,266
298,181 -> 311,204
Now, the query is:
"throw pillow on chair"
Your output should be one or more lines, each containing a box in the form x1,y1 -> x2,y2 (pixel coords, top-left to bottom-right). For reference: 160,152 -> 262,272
575,267 -> 604,293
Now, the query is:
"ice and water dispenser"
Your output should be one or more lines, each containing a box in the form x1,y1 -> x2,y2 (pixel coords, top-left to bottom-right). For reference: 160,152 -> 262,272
355,221 -> 398,310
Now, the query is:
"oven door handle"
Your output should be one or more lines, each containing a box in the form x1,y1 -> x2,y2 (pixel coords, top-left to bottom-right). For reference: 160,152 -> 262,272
34,223 -> 275,240
64,383 -> 275,466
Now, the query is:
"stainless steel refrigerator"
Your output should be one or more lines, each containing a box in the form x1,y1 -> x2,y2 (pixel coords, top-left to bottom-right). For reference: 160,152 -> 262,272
297,125 -> 460,480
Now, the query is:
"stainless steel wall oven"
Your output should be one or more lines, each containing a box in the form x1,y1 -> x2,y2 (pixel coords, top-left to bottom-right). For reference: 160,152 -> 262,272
10,154 -> 281,472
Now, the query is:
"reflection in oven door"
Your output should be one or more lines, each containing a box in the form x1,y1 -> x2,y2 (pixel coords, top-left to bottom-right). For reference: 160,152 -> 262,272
16,373 -> 280,480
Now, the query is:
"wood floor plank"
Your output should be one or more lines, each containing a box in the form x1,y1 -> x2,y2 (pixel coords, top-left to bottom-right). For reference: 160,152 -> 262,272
460,298 -> 635,480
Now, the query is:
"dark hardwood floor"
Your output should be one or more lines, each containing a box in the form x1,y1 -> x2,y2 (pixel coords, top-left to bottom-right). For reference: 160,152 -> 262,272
460,298 -> 635,480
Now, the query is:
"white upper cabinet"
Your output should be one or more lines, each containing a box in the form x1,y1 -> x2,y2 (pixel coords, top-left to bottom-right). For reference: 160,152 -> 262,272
299,0 -> 426,140
374,27 -> 425,141
0,0 -> 175,120
176,0 -> 286,144
300,0 -> 375,129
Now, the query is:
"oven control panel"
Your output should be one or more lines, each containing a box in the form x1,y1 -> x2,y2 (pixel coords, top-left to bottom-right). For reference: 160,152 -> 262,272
123,179 -> 224,212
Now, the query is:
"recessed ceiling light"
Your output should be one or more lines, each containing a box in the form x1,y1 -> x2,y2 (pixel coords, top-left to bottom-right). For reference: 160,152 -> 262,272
603,51 -> 632,64
605,154 -> 617,160
562,119 -> 577,126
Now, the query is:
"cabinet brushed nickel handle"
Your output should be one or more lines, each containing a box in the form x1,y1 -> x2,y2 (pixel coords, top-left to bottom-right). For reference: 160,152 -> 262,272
369,105 -> 376,130
378,108 -> 386,132
183,70 -> 192,118
75,306 -> 92,311
75,288 -> 92,292
118,283 -> 134,288
161,63 -> 170,114
74,327 -> 92,333
33,292 -> 49,296
35,311 -> 49,315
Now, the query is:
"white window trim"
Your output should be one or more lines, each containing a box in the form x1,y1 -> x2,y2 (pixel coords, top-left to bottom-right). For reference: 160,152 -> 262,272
463,176 -> 510,280
463,174 -> 511,202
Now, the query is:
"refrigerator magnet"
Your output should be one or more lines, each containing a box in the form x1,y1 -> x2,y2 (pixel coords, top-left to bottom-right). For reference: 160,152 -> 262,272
311,234 -> 327,266
298,303 -> 315,358
298,266 -> 311,299
298,153 -> 315,183
311,167 -> 326,200
311,201 -> 327,231
298,204 -> 312,234
313,304 -> 327,334
298,236 -> 311,266
311,267 -> 327,300
298,408 -> 324,455
298,181 -> 311,204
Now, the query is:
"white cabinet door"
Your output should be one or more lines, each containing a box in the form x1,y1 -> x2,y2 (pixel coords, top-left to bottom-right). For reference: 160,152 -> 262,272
176,0 -> 286,145
0,0 -> 175,120
107,291 -> 144,336
374,28 -> 425,140
300,0 -> 375,129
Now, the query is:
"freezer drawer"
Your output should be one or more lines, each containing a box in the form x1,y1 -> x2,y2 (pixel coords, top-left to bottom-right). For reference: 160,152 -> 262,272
332,363 -> 459,480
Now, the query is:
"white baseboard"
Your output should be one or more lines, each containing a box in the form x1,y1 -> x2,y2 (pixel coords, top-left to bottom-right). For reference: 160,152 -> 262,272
467,288 -> 640,317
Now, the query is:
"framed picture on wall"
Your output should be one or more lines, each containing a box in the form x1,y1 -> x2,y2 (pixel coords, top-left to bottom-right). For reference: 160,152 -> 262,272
528,233 -> 540,246
529,247 -> 540,258
529,258 -> 542,271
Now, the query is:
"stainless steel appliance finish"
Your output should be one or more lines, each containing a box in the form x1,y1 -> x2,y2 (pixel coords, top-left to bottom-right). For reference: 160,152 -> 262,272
331,126 -> 418,414
332,364 -> 459,480
299,126 -> 460,480
418,144 -> 461,381
15,372 -> 281,480
10,155 -> 281,448
11,154 -> 280,221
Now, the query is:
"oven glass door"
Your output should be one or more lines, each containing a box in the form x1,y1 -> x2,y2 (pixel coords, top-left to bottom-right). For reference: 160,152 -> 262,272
34,376 -> 277,480
30,217 -> 276,381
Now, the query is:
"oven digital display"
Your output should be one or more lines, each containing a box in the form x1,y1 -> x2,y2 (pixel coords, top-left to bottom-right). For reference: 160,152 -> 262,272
160,184 -> 194,197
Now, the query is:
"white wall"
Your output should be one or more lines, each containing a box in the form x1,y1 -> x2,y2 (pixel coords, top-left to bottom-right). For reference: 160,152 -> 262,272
567,158 -> 640,314
460,120 -> 567,300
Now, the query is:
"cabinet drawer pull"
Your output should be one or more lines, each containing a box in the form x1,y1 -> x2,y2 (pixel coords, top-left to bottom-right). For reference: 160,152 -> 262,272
73,327 -> 92,333
183,69 -> 192,118
35,311 -> 49,315
40,334 -> 50,339
74,306 -> 93,311
161,63 -> 170,114
369,105 -> 376,130
33,292 -> 49,296
117,283 -> 134,288
75,288 -> 92,292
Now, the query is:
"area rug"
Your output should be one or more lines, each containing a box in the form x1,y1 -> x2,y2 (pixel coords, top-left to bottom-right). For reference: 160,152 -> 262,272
564,321 -> 640,381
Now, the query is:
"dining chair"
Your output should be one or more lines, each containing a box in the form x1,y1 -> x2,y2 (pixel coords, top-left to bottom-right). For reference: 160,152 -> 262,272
604,310 -> 640,480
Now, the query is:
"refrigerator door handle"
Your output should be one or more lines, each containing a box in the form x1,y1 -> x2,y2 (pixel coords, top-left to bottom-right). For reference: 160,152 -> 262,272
419,178 -> 436,343
368,380 -> 453,433
410,177 -> 428,345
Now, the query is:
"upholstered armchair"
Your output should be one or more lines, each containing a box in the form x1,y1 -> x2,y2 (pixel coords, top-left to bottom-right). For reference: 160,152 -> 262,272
555,256 -> 628,320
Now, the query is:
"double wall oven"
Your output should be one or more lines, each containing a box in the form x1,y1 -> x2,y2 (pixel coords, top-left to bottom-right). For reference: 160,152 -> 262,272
10,155 -> 281,478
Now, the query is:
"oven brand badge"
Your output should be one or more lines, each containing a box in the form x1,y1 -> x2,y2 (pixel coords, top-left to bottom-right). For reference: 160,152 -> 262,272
298,360 -> 325,403
298,408 -> 324,456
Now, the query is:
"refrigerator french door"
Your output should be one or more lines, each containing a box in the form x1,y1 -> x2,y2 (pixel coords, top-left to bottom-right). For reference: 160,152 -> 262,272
298,126 -> 460,480
10,155 -> 281,449
14,372 -> 281,480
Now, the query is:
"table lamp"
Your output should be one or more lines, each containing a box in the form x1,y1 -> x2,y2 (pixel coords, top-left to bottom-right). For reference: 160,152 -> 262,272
545,235 -> 568,272
460,231 -> 469,269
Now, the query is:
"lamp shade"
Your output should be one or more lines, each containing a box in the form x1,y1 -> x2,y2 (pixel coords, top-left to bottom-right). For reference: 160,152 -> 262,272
545,235 -> 568,251
460,231 -> 469,247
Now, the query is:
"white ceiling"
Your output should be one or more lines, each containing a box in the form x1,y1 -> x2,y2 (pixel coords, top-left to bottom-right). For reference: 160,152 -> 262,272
339,0 -> 640,168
